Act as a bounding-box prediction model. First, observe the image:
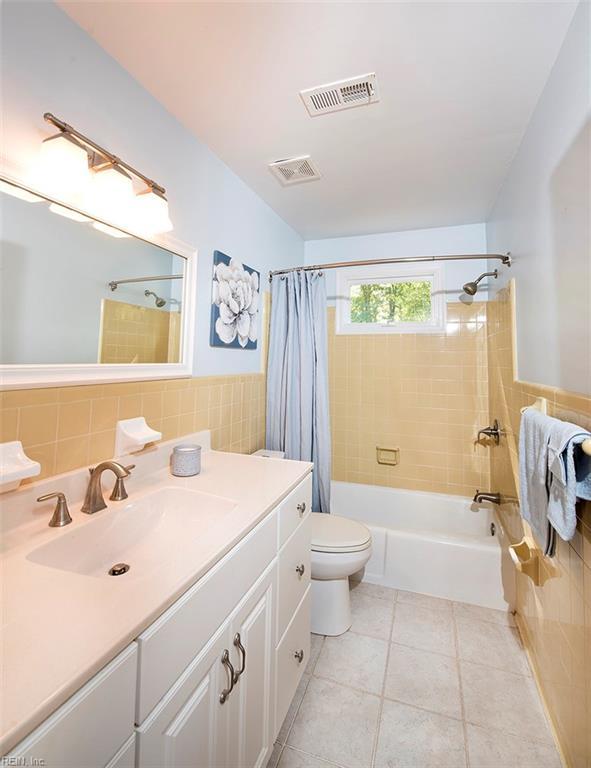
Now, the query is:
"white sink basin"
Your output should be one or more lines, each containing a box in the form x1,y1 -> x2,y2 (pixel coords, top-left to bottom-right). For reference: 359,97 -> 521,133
27,487 -> 237,579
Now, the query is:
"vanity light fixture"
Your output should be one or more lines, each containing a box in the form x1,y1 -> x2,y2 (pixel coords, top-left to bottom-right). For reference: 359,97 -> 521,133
36,133 -> 90,206
90,162 -> 136,229
134,186 -> 173,235
38,113 -> 173,236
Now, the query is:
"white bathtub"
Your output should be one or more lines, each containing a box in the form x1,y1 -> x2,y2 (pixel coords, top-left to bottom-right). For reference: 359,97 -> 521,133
332,481 -> 514,611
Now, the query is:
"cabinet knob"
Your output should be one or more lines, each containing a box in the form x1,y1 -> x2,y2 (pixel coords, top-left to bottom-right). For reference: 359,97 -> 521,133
295,563 -> 305,577
297,502 -> 306,517
294,649 -> 305,664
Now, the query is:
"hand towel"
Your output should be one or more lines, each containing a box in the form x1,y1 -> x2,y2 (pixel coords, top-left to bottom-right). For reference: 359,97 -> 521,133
547,420 -> 591,542
518,408 -> 554,552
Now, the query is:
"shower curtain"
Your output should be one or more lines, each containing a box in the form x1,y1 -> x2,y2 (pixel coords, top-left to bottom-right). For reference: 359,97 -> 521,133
266,270 -> 331,513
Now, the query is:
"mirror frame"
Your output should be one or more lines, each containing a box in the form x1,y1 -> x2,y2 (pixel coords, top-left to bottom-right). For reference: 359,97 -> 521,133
0,172 -> 196,390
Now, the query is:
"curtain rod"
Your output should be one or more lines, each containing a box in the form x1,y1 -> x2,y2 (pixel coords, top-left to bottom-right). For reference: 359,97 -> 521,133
108,274 -> 183,291
269,253 -> 511,280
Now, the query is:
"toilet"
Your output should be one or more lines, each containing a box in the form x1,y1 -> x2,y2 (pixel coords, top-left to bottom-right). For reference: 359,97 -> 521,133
311,513 -> 372,636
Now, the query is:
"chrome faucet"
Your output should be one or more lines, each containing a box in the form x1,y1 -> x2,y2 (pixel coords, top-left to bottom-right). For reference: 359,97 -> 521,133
473,490 -> 502,505
476,420 -> 503,445
81,461 -> 134,515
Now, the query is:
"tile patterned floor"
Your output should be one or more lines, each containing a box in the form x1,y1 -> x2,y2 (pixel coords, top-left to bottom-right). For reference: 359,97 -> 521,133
267,582 -> 561,768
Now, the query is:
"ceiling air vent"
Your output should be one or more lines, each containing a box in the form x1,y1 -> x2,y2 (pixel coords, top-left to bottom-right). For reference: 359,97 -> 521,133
300,73 -> 380,116
268,156 -> 321,186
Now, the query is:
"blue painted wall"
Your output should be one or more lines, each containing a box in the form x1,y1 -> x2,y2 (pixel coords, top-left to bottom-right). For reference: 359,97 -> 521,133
0,1 -> 304,376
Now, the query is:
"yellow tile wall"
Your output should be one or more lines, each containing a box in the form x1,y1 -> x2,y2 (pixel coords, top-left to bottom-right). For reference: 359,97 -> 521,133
487,282 -> 591,767
328,302 -> 491,495
0,374 -> 266,480
99,299 -> 180,364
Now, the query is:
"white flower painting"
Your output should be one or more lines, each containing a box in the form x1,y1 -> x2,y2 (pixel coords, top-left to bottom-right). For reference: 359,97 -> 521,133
210,251 -> 260,349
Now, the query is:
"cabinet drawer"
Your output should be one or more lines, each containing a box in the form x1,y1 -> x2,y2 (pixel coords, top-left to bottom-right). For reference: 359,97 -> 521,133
277,515 -> 311,640
274,588 -> 310,737
9,644 -> 137,768
278,474 -> 312,548
136,510 -> 277,724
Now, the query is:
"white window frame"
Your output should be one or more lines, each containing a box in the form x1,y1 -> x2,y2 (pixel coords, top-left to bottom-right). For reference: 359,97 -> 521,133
335,262 -> 446,335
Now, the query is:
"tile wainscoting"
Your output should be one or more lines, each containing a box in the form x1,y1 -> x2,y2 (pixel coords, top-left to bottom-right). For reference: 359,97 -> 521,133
328,302 -> 491,497
0,374 -> 266,480
488,282 -> 591,768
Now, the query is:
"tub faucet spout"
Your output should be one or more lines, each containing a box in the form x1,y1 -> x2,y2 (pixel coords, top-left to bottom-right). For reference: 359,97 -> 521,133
473,490 -> 502,505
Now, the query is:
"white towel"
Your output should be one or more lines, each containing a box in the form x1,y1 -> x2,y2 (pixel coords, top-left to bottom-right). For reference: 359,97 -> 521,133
518,409 -> 553,552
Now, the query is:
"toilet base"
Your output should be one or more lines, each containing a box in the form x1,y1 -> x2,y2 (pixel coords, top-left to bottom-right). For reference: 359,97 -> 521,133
311,577 -> 351,636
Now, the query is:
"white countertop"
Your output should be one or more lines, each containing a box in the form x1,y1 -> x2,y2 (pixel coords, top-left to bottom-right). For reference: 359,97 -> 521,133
0,441 -> 312,754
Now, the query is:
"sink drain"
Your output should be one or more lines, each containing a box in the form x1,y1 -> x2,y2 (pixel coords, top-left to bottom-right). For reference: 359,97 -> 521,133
108,563 -> 130,576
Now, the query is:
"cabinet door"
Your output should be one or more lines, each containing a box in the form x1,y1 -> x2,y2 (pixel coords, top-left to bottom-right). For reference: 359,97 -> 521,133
228,564 -> 276,768
136,625 -> 232,768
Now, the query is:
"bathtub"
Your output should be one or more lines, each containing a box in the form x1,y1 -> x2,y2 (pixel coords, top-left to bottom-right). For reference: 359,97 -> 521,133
332,481 -> 514,611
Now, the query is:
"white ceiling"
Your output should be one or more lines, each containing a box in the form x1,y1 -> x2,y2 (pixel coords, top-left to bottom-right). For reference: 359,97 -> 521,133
59,1 -> 577,240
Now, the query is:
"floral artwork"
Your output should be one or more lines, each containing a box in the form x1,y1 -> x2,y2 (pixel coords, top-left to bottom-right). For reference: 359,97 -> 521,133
210,251 -> 260,349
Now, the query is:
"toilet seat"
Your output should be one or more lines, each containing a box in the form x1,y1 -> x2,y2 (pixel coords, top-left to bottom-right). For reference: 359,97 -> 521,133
311,513 -> 371,554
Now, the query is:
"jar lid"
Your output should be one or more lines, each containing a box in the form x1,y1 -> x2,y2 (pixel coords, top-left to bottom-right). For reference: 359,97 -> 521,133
173,443 -> 201,453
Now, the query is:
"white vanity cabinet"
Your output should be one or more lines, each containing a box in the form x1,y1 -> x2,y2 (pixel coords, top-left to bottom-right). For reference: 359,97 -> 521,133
137,563 -> 277,768
7,645 -> 138,768
6,472 -> 312,768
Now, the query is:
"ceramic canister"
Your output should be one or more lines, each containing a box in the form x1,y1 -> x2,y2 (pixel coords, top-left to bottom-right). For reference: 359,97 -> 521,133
171,444 -> 201,477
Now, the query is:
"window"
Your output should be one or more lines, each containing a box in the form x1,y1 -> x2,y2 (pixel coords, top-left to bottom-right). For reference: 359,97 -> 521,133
336,263 -> 445,334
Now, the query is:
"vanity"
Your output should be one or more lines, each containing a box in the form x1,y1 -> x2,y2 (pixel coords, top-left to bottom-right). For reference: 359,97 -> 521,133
1,433 -> 313,767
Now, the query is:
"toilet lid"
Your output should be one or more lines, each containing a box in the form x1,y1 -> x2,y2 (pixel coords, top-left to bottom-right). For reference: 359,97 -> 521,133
311,513 -> 371,553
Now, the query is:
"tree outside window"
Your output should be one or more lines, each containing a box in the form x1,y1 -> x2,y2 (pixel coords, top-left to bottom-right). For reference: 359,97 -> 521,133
350,280 -> 432,324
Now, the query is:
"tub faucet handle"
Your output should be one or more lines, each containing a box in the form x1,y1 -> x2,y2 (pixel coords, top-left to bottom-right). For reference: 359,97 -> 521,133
477,420 -> 503,445
473,490 -> 502,505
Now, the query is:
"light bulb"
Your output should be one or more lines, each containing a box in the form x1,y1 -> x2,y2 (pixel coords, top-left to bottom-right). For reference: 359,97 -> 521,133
0,179 -> 44,202
48,203 -> 91,222
90,163 -> 135,229
35,133 -> 90,205
134,187 -> 173,235
92,221 -> 130,238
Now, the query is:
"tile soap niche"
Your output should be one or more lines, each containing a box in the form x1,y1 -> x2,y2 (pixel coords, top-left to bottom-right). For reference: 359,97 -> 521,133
0,441 -> 41,493
115,417 -> 162,457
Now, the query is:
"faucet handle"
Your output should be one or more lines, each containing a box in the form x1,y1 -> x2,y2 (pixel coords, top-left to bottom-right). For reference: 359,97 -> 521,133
37,491 -> 72,527
110,464 -> 135,502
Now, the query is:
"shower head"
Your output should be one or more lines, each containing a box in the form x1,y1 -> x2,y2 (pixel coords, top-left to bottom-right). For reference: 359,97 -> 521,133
462,269 -> 498,296
144,289 -> 166,307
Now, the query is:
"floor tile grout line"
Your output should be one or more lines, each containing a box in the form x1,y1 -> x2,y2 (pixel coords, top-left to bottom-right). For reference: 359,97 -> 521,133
379,693 -> 465,723
370,597 -> 397,768
281,744 -> 348,768
452,603 -> 471,768
280,670 -> 313,747
387,637 -> 457,661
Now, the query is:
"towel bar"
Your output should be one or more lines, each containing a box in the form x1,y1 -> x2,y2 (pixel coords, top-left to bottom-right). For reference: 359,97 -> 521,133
521,397 -> 591,456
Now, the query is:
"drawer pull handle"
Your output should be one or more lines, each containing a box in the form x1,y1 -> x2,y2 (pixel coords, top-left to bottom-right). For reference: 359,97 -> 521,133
295,563 -> 305,577
233,632 -> 246,684
219,650 -> 235,704
294,649 -> 305,664
297,502 -> 306,517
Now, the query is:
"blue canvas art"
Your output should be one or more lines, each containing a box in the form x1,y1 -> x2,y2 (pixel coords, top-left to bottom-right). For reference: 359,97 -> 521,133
210,251 -> 260,349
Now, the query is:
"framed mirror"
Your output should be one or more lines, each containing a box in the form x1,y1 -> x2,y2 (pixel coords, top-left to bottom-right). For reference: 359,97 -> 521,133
0,175 -> 196,389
